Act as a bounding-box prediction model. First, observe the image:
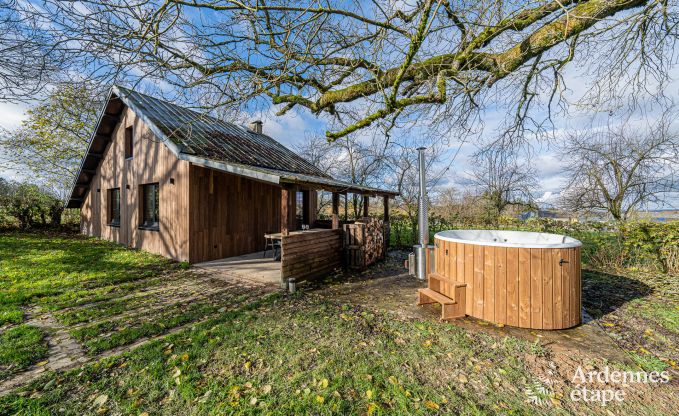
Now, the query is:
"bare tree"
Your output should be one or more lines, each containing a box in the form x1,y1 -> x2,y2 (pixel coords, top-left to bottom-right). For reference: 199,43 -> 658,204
295,133 -> 389,218
467,144 -> 538,219
295,135 -> 340,216
0,0 -> 675,140
432,187 -> 490,225
560,112 -> 679,221
334,136 -> 390,218
0,1 -> 71,101
389,140 -> 448,245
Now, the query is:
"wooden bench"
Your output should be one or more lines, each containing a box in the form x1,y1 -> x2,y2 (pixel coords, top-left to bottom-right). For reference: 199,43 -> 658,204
417,273 -> 466,321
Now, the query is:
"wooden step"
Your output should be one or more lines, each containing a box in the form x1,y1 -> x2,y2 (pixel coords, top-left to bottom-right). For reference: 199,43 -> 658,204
428,273 -> 466,288
418,288 -> 455,305
418,287 -> 466,321
428,273 -> 466,299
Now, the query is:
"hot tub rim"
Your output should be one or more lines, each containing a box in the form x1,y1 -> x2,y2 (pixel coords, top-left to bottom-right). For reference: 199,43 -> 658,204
434,229 -> 582,249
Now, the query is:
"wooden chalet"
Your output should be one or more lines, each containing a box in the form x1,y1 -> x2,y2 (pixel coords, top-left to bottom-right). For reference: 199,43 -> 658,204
68,86 -> 398,284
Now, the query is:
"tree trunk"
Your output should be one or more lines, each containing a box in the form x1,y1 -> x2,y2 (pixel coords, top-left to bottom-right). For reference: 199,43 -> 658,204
49,204 -> 64,227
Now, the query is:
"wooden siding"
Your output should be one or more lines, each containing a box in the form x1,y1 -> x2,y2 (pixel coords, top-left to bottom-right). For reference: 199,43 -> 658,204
435,238 -> 581,329
281,229 -> 342,282
188,165 -> 281,263
80,107 -> 190,261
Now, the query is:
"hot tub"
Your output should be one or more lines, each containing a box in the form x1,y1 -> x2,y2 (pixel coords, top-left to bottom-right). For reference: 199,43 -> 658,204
434,230 -> 582,330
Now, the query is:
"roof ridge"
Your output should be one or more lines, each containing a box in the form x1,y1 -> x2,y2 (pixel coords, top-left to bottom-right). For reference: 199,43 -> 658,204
112,85 -> 332,179
114,84 -> 220,122
113,85 -> 279,141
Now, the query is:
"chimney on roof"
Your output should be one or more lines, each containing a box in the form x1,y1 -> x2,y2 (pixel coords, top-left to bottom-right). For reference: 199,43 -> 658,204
249,120 -> 263,134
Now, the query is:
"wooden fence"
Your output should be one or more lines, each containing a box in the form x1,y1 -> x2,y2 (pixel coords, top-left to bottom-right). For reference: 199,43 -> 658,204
280,229 -> 342,282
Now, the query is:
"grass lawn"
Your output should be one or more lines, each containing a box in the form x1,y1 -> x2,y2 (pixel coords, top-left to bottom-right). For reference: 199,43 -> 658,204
0,231 -> 260,380
0,325 -> 48,379
0,231 -> 181,325
0,231 -> 677,414
582,270 -> 679,372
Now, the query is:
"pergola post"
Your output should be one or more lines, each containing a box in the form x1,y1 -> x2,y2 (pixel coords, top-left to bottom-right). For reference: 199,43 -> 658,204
331,192 -> 340,229
383,195 -> 390,250
281,185 -> 297,236
362,195 -> 369,217
301,189 -> 310,226
307,190 -> 317,227
344,193 -> 348,221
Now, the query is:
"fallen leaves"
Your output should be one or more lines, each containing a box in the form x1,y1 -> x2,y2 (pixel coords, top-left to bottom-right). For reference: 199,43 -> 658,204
93,394 -> 108,407
196,390 -> 212,404
318,378 -> 329,389
172,367 -> 181,385
423,400 -> 439,410
367,402 -> 378,415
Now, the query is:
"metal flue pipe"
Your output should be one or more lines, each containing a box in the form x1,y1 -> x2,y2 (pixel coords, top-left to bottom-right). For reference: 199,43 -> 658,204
417,147 -> 428,248
415,147 -> 429,281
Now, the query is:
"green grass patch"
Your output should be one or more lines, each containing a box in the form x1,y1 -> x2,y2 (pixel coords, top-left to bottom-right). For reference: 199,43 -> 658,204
0,231 -> 180,324
0,295 -> 543,415
628,299 -> 679,333
629,352 -> 670,373
0,325 -> 48,379
74,294 -> 250,354
0,304 -> 24,326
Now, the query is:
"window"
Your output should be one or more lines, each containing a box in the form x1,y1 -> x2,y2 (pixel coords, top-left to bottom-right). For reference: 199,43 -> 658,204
108,188 -> 120,226
125,126 -> 133,159
295,191 -> 304,229
295,191 -> 311,229
140,183 -> 159,230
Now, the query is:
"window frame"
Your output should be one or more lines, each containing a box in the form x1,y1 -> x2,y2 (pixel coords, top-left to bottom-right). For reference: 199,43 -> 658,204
108,188 -> 121,227
139,183 -> 160,230
124,126 -> 134,159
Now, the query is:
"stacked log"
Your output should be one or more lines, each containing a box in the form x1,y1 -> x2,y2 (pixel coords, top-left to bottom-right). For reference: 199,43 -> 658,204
343,217 -> 385,269
359,217 -> 384,266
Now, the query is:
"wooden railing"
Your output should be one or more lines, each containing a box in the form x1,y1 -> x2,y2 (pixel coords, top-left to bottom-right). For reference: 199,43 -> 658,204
280,229 -> 342,282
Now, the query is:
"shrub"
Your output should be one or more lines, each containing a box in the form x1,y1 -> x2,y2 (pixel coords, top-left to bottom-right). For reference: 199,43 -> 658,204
620,221 -> 679,274
389,215 -> 679,275
0,179 -> 66,229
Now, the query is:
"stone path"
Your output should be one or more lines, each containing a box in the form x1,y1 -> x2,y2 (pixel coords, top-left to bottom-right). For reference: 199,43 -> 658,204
0,312 -> 87,394
0,270 -> 276,396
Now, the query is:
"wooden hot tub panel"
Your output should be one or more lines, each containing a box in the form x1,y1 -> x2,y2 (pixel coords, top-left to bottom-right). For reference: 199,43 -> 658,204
434,238 -> 581,330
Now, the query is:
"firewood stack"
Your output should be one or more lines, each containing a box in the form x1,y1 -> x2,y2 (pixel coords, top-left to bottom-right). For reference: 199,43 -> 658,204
355,217 -> 384,267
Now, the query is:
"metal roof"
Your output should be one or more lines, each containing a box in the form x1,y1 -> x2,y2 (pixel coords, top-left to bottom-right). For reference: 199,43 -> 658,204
67,86 -> 398,208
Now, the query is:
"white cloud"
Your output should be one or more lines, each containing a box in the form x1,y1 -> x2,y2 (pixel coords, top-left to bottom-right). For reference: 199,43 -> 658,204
0,101 -> 28,129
